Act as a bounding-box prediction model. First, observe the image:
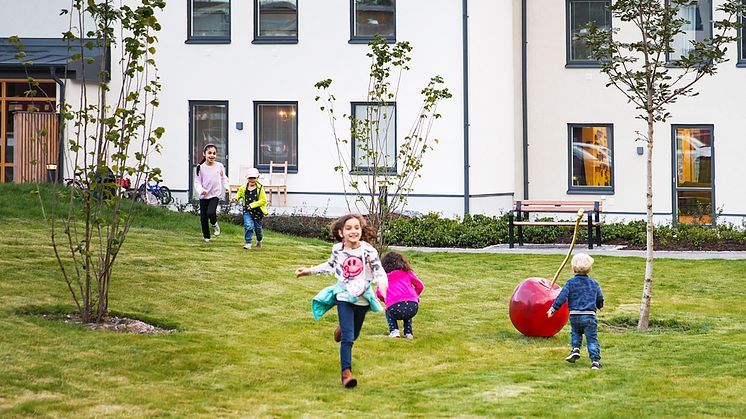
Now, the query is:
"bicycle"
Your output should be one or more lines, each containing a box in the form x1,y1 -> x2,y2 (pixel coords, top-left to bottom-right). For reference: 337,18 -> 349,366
136,180 -> 172,205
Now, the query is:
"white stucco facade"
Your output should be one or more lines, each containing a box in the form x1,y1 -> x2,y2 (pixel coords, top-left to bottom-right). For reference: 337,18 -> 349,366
2,0 -> 745,223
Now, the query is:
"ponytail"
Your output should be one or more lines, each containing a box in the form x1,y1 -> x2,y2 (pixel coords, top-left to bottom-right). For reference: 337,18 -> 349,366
196,157 -> 206,176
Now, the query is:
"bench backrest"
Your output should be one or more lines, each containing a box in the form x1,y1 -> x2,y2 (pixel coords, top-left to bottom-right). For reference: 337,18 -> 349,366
514,200 -> 602,213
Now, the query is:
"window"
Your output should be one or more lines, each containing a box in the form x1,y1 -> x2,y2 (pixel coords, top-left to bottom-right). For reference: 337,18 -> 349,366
187,0 -> 231,43
568,124 -> 614,194
668,0 -> 712,62
254,102 -> 298,172
350,0 -> 395,43
673,125 -> 714,225
254,0 -> 298,44
189,101 -> 229,199
351,102 -> 396,174
736,0 -> 746,67
567,0 -> 611,66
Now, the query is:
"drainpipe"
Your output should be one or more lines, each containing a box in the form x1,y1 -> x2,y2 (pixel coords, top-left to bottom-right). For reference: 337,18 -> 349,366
50,67 -> 65,183
462,0 -> 470,214
521,0 -> 529,200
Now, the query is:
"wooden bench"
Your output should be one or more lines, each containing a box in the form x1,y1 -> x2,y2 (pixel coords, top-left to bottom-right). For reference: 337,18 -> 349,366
508,200 -> 603,249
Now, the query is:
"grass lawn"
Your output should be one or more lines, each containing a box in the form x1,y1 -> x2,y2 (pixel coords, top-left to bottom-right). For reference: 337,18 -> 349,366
1,184 -> 745,418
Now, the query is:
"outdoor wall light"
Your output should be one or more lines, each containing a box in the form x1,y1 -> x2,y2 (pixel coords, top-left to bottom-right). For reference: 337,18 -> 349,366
636,146 -> 644,155
236,122 -> 243,130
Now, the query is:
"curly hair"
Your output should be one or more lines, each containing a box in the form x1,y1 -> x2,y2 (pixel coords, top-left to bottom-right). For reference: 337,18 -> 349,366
329,213 -> 375,243
381,251 -> 411,273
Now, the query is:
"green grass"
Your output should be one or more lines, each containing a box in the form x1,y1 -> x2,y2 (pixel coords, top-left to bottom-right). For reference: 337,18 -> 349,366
1,184 -> 746,418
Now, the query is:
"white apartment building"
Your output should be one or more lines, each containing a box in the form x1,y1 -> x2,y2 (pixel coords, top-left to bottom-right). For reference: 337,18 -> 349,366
1,0 -> 744,225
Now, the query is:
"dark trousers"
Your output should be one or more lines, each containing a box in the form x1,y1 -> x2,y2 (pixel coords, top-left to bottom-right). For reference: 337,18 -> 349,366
199,197 -> 219,239
337,301 -> 368,372
385,301 -> 419,334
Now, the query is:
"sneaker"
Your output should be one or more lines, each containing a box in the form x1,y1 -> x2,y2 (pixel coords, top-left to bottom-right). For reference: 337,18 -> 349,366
212,223 -> 220,236
204,238 -> 211,243
404,333 -> 414,339
591,361 -> 602,370
243,243 -> 251,250
565,348 -> 581,363
388,329 -> 400,338
255,241 -> 262,249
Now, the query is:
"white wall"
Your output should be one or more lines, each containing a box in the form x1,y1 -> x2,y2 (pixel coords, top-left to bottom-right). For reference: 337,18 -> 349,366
525,0 -> 746,222
467,0 -> 517,216
151,0 -> 469,217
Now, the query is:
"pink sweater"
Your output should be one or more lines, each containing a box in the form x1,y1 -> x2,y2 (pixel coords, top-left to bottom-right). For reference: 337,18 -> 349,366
194,162 -> 229,199
376,270 -> 424,309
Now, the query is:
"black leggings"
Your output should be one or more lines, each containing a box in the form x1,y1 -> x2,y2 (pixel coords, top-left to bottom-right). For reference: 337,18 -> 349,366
385,301 -> 419,335
199,197 -> 219,239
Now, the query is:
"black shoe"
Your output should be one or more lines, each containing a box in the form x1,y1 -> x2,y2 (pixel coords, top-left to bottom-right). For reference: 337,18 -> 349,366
591,361 -> 602,370
565,348 -> 581,363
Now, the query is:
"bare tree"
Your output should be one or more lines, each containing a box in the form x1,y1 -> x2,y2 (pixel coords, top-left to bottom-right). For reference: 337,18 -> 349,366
580,0 -> 744,329
315,35 -> 452,246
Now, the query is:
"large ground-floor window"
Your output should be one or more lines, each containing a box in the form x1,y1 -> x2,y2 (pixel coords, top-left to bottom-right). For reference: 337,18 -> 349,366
0,79 -> 57,183
673,124 -> 714,225
254,101 -> 298,173
568,123 -> 613,194
189,100 -> 228,199
351,102 -> 396,174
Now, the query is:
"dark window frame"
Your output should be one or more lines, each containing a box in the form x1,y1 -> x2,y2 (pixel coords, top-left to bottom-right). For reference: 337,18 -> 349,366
738,0 -> 746,67
188,100 -> 230,199
566,0 -> 611,68
253,0 -> 299,44
186,0 -> 232,44
670,123 -> 716,226
665,0 -> 713,64
350,101 -> 397,175
567,123 -> 615,195
349,0 -> 396,44
253,100 -> 299,174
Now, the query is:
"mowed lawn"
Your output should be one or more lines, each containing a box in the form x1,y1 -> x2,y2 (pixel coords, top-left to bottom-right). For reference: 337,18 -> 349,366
1,185 -> 745,418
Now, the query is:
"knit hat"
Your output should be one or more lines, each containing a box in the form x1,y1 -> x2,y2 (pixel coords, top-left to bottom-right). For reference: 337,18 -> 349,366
245,168 -> 260,179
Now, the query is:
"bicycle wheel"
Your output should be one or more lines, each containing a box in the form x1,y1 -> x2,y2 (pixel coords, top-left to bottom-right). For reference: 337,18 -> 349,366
136,184 -> 147,202
158,186 -> 172,205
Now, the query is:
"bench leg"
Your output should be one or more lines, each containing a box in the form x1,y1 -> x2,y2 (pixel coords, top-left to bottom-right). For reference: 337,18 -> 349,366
509,213 -> 514,248
587,214 -> 593,249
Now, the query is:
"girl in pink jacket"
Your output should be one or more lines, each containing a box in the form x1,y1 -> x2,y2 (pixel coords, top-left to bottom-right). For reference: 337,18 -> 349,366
376,252 -> 424,339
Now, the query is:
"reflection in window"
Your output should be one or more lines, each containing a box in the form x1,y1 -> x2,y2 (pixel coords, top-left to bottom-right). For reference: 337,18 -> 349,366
670,0 -> 711,61
352,103 -> 396,173
255,102 -> 298,170
741,0 -> 746,62
352,0 -> 395,40
570,125 -> 613,191
568,0 -> 611,63
675,126 -> 713,225
256,0 -> 297,40
190,0 -> 230,39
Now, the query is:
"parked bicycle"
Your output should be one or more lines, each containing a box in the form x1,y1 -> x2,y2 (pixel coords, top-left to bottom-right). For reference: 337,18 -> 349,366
136,180 -> 173,205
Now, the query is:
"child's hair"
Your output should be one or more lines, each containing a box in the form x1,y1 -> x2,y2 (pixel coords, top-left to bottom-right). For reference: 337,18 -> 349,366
329,213 -> 375,243
571,253 -> 594,275
381,252 -> 411,273
196,143 -> 217,176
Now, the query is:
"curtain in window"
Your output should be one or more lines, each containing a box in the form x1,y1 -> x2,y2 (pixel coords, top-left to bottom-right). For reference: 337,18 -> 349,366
672,5 -> 698,59
579,127 -> 611,187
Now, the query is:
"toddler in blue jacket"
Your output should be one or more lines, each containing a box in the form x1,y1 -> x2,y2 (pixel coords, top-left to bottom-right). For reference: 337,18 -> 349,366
547,253 -> 605,370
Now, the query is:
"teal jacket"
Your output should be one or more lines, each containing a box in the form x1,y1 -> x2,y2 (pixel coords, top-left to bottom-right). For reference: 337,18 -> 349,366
311,283 -> 384,320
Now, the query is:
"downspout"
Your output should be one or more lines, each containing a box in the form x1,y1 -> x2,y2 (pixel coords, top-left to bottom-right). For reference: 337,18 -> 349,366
462,0 -> 470,214
521,0 -> 529,199
50,67 -> 65,183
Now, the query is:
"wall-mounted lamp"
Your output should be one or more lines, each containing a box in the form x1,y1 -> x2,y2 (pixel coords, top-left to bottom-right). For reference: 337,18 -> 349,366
236,121 -> 244,130
636,146 -> 644,155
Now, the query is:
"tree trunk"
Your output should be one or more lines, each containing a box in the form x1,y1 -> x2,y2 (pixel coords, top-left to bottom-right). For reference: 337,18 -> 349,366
638,116 -> 655,330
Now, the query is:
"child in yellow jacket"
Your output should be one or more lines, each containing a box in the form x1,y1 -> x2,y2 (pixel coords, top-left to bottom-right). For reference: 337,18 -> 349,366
233,168 -> 268,249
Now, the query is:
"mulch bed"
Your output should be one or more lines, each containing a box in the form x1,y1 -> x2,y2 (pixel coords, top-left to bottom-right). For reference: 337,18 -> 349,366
41,314 -> 174,334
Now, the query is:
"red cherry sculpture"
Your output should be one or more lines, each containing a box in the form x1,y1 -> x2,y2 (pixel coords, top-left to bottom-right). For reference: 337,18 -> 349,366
509,277 -> 569,337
